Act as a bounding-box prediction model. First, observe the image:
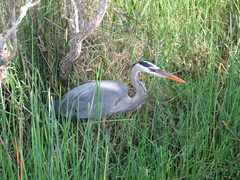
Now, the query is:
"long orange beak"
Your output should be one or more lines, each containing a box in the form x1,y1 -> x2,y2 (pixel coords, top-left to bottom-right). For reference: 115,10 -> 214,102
158,70 -> 185,83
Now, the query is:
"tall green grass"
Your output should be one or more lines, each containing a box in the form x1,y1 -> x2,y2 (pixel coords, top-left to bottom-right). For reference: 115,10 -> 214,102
1,0 -> 239,179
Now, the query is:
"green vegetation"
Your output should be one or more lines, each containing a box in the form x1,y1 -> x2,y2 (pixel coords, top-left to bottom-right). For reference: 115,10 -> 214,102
1,0 -> 239,179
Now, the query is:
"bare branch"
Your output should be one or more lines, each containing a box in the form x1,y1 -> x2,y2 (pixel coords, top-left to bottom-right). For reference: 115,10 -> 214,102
77,0 -> 108,41
0,0 -> 41,66
79,0 -> 87,30
0,39 -> 10,66
59,0 -> 108,84
71,0 -> 79,33
1,0 -> 41,46
8,0 -> 17,60
0,65 -> 8,81
0,0 -> 41,84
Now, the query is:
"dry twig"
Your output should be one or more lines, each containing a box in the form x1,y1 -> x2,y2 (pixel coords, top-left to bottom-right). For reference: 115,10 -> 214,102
222,120 -> 240,142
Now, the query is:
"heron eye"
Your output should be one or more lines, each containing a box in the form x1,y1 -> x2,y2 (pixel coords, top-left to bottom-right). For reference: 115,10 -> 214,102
149,68 -> 157,72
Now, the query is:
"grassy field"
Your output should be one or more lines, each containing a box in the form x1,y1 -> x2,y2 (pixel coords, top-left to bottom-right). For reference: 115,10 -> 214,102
1,0 -> 239,179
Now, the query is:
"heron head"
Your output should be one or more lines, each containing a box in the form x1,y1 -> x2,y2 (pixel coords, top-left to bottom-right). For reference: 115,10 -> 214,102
136,61 -> 185,83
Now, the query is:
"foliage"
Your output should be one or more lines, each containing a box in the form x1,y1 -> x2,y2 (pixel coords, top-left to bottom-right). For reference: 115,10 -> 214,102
0,0 -> 239,179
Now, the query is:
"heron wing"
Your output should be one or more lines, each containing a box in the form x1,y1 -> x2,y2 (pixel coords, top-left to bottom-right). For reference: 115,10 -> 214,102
59,82 -> 95,119
56,80 -> 128,119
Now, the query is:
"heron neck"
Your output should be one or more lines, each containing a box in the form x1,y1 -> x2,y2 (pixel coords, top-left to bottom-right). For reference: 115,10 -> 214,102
130,66 -> 147,108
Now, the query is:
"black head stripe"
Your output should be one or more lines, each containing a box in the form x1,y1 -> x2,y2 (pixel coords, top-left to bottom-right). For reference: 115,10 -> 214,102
138,61 -> 152,67
131,61 -> 154,70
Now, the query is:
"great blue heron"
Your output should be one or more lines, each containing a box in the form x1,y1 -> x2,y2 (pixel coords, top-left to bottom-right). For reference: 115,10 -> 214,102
54,61 -> 185,127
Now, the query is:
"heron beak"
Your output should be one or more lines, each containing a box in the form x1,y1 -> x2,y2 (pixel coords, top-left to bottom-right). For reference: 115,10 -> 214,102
158,69 -> 185,83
